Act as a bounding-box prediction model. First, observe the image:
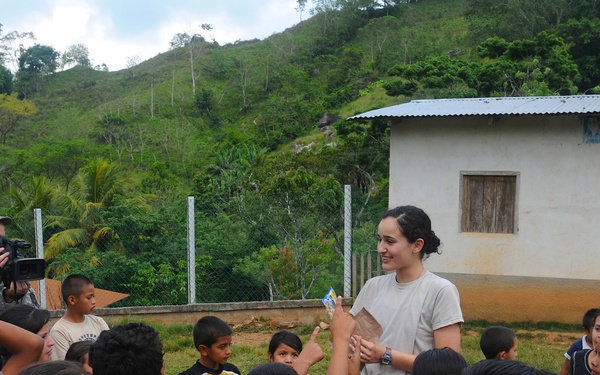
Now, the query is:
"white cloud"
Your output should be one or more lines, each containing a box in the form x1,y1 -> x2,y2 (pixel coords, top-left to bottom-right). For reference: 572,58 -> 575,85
1,0 -> 310,71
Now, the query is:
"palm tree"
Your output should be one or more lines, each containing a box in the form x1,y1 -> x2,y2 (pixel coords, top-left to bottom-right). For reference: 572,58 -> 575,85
44,159 -> 154,263
7,176 -> 60,246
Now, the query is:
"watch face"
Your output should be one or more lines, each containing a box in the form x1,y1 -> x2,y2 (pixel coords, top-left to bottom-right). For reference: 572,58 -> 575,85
380,347 -> 392,365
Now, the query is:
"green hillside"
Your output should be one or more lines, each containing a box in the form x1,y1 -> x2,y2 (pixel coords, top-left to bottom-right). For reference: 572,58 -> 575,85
1,0 -> 599,304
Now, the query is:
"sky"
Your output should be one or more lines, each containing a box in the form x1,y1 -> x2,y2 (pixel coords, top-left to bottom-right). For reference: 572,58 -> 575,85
1,0 -> 313,72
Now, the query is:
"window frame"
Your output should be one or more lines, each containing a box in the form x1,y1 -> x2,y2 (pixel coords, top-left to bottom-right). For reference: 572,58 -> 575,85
459,171 -> 519,234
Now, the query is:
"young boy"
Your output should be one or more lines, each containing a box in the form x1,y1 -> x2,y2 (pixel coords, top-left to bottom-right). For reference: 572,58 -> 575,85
570,309 -> 600,375
179,316 -> 241,375
479,325 -> 518,360
560,308 -> 598,375
90,322 -> 164,375
50,274 -> 109,360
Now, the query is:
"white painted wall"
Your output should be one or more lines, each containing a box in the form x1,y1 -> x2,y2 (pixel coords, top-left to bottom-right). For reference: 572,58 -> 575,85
388,114 -> 599,280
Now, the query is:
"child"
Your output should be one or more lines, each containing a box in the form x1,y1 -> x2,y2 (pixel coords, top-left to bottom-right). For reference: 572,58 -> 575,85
50,274 -> 109,361
0,304 -> 55,362
178,316 -> 241,375
268,330 -> 303,367
570,310 -> 600,375
412,348 -> 468,375
89,323 -> 163,375
559,308 -> 597,375
0,320 -> 44,375
479,326 -> 518,360
65,341 -> 93,374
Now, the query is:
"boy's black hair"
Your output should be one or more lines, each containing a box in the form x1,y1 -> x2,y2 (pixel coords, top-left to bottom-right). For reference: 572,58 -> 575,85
248,362 -> 299,375
89,323 -> 163,375
193,316 -> 233,349
268,330 -> 303,355
464,359 -> 556,375
65,341 -> 93,365
582,308 -> 599,331
61,274 -> 94,304
479,326 -> 516,360
412,347 -> 467,375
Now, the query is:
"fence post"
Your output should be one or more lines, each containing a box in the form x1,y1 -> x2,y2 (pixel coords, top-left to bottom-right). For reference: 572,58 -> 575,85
33,208 -> 46,309
187,196 -> 196,305
344,185 -> 352,298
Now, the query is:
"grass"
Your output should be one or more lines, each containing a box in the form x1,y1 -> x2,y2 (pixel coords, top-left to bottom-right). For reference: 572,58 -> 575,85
119,319 -> 583,375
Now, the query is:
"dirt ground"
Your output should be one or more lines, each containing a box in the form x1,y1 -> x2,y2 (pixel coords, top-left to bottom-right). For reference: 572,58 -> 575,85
234,331 -> 277,346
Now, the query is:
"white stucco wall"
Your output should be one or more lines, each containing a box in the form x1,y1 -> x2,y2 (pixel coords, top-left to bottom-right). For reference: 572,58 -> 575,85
388,114 -> 599,280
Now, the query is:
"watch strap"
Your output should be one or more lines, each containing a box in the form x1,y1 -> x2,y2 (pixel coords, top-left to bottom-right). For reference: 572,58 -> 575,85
380,346 -> 392,365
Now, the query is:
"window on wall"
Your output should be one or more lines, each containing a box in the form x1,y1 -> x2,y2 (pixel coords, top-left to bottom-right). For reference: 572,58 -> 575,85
461,173 -> 518,234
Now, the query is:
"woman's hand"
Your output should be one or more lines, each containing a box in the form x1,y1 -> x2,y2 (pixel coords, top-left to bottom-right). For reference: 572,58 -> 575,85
356,337 -> 386,364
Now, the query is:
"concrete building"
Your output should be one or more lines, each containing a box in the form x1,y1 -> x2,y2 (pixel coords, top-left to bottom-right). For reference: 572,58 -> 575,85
350,95 -> 600,323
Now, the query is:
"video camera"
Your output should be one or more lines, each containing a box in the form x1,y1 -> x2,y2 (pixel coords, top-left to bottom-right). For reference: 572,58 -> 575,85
0,236 -> 46,287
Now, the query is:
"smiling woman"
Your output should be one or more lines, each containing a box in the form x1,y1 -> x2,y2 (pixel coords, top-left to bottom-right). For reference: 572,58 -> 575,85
0,304 -> 54,363
349,205 -> 464,375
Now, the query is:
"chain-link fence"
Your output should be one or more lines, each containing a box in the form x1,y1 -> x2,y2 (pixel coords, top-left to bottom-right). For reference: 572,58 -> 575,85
3,186 -> 385,310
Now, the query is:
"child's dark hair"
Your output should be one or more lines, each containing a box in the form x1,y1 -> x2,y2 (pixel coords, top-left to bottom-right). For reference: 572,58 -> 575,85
61,274 -> 94,303
268,330 -> 303,355
0,304 -> 51,361
382,205 -> 441,260
89,323 -> 163,375
248,362 -> 298,375
18,360 -> 90,375
479,326 -> 516,360
193,316 -> 232,349
464,359 -> 557,375
412,347 -> 467,375
0,304 -> 50,334
582,308 -> 599,331
65,341 -> 93,366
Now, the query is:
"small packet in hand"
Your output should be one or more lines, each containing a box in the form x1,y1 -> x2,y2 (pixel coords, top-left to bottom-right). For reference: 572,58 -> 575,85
322,287 -> 337,318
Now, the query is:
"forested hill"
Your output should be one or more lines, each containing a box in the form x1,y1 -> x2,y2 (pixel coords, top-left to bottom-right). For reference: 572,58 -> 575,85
1,0 -> 599,303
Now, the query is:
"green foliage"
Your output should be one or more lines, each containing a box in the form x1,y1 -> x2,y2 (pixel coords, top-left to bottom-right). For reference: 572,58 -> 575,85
0,93 -> 37,144
554,18 -> 600,91
16,44 -> 60,97
388,31 -> 579,97
61,44 -> 92,69
0,64 -> 12,94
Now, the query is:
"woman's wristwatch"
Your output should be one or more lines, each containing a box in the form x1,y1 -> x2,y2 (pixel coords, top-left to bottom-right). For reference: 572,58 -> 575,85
380,347 -> 392,365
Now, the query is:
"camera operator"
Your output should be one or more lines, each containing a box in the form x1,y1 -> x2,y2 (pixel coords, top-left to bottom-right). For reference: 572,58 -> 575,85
0,215 -> 39,312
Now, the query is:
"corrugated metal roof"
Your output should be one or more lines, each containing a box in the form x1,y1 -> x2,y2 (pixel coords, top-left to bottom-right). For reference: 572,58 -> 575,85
349,95 -> 600,120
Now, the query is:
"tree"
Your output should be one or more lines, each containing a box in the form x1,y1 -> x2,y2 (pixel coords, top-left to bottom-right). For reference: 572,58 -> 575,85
61,43 -> 92,69
0,93 -> 37,144
555,18 -> 600,92
387,32 -> 580,97
0,64 -> 12,94
94,63 -> 109,72
0,28 -> 36,72
6,176 -> 60,244
169,33 -> 198,50
465,0 -> 578,44
16,44 -> 59,96
125,54 -> 142,69
44,159 -> 154,261
249,167 -> 344,299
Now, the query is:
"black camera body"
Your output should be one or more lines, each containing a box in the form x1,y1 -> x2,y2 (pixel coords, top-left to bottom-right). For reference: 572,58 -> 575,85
0,236 -> 46,287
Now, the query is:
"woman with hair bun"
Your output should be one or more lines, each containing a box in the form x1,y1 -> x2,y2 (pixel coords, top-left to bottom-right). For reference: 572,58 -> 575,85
350,205 -> 464,375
